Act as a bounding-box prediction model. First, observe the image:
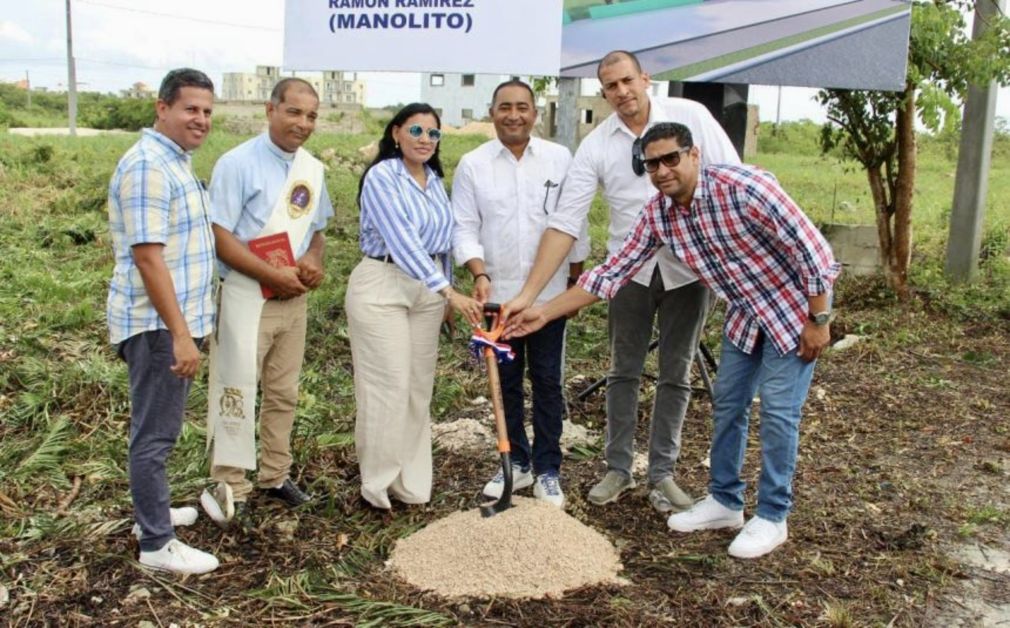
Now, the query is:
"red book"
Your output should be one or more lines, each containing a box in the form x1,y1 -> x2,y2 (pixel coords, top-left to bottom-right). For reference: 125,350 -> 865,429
247,232 -> 296,299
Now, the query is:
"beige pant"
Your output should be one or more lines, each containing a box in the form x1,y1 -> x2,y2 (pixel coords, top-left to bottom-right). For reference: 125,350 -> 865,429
211,293 -> 307,501
345,258 -> 445,509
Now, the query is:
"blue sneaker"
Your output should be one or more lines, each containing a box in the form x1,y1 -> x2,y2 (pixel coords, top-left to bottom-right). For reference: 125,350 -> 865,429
533,472 -> 565,508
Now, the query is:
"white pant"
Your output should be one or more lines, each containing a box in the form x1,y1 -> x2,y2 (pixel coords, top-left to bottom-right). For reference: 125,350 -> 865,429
345,258 -> 445,509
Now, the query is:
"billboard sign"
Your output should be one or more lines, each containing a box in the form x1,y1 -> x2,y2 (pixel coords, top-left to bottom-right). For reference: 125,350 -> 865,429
284,0 -> 564,76
561,0 -> 912,91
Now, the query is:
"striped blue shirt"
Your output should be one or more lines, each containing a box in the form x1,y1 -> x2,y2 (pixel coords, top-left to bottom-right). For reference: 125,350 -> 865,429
358,157 -> 453,292
106,128 -> 216,345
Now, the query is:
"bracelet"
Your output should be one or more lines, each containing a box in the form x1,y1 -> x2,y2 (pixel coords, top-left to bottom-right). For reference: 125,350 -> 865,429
473,273 -> 491,283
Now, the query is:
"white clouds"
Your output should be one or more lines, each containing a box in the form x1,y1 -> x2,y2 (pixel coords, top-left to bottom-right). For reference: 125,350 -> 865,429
0,20 -> 34,45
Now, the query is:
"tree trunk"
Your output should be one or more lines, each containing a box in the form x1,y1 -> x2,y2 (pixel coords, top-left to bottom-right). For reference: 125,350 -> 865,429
892,84 -> 917,299
867,166 -> 894,274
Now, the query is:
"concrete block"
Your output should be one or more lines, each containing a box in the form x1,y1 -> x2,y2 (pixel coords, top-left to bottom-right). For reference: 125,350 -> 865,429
821,223 -> 880,276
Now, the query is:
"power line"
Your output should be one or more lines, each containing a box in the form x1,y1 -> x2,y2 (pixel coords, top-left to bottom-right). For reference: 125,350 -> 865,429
76,0 -> 281,32
0,58 -> 66,64
77,57 -> 176,71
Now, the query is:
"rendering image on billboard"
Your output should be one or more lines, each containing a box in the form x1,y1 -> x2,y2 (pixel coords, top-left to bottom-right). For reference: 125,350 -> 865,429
561,0 -> 912,91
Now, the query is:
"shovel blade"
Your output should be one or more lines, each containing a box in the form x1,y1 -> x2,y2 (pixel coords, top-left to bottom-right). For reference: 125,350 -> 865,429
480,452 -> 513,518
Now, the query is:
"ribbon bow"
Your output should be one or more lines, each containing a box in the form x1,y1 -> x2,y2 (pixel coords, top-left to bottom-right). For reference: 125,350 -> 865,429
468,330 -> 515,365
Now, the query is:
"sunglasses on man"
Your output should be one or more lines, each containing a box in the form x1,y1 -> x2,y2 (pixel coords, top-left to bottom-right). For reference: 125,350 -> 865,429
632,137 -> 693,175
407,124 -> 442,142
642,147 -> 692,173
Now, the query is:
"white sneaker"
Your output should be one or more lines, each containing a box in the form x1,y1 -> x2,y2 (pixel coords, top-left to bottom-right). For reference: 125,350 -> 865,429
131,506 -> 199,539
139,539 -> 219,574
667,495 -> 744,532
533,472 -> 565,508
728,516 -> 788,559
200,482 -> 235,527
481,464 -> 533,499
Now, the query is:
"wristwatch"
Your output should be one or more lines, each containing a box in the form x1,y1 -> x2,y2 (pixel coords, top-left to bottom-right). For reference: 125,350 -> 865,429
808,310 -> 831,326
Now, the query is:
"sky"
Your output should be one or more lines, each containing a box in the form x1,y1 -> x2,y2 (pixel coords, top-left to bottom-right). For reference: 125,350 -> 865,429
2,0 -> 1008,125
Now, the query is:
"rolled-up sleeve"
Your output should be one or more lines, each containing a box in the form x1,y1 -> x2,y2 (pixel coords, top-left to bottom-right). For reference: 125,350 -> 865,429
577,208 -> 660,299
119,162 -> 170,246
568,213 -> 591,263
361,166 -> 449,292
450,157 -> 485,265
547,138 -> 598,240
746,171 -> 841,296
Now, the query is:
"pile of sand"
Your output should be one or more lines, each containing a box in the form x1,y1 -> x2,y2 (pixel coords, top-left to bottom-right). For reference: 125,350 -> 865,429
432,417 -> 600,455
432,418 -> 495,452
389,497 -> 625,599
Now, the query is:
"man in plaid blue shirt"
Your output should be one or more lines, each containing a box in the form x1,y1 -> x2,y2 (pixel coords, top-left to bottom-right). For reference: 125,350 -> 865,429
505,122 -> 840,559
107,68 -> 219,575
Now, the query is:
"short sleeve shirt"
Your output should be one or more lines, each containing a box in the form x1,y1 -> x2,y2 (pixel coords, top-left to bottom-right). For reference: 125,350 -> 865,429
106,129 -> 216,345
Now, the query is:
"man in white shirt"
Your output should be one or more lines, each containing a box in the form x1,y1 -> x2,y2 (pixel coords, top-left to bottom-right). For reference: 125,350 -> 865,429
453,80 -> 589,508
502,51 -> 740,513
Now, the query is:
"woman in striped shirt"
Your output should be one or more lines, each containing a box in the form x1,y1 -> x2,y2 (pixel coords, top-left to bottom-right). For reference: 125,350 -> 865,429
346,102 -> 482,510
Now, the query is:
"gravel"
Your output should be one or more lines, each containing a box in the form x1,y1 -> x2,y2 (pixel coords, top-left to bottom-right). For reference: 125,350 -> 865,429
389,497 -> 625,599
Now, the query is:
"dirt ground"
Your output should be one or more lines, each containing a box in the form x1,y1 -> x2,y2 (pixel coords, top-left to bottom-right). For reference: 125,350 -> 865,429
2,281 -> 1009,626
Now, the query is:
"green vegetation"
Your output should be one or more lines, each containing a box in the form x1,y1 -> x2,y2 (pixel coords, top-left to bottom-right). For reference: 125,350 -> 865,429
0,82 -> 156,130
818,0 -> 1010,293
2,118 -> 1006,503
1,109 -> 1008,622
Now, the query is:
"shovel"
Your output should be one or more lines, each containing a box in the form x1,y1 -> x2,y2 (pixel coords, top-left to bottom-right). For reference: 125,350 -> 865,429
475,302 -> 513,518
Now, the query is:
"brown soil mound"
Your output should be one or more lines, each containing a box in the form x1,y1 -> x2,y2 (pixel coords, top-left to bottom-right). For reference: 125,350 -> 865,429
389,497 -> 625,599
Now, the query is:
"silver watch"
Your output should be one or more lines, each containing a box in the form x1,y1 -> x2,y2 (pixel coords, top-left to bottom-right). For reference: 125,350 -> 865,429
808,310 -> 831,326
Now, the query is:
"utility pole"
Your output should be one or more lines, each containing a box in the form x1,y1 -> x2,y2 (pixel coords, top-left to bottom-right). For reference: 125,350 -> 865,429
774,85 -> 782,136
944,0 -> 1005,283
25,70 -> 31,108
556,77 -> 579,154
65,0 -> 78,136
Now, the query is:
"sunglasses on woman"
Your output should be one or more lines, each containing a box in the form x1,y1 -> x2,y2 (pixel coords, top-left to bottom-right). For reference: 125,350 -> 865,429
407,124 -> 442,142
642,147 -> 691,173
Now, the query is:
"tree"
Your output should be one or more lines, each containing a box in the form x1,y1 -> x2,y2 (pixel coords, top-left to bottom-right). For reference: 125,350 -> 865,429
817,0 -> 1010,296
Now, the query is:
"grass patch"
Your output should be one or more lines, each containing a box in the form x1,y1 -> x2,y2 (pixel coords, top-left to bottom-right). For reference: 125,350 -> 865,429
1,124 -> 1008,623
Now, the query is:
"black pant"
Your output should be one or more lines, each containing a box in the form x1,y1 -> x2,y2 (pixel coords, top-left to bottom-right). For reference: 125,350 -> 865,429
499,317 -> 566,475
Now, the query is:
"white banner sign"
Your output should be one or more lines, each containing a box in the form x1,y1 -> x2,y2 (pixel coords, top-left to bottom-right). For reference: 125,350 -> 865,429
284,0 -> 563,76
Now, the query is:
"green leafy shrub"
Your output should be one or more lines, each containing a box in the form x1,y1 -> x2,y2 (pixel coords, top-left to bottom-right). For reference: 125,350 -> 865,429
80,98 -> 155,131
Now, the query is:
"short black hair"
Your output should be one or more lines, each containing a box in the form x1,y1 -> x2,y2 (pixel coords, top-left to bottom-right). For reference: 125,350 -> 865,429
270,78 -> 319,105
596,50 -> 643,80
641,122 -> 694,154
490,79 -> 535,109
158,68 -> 214,105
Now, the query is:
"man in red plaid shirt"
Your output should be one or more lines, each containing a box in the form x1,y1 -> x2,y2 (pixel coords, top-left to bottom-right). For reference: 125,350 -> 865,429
505,122 -> 841,559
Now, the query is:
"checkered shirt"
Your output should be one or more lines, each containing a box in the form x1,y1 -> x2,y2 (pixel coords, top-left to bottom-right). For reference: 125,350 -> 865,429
579,164 -> 841,356
106,129 -> 216,345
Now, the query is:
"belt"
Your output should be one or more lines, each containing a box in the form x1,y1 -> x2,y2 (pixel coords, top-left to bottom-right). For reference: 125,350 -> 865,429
367,253 -> 440,264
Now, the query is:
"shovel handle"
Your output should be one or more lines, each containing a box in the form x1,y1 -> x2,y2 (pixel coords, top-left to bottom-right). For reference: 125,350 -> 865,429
479,303 -> 510,454
484,351 -> 510,454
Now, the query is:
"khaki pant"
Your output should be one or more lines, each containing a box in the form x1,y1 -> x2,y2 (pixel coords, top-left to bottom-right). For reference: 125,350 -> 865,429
345,258 -> 444,509
211,293 -> 307,501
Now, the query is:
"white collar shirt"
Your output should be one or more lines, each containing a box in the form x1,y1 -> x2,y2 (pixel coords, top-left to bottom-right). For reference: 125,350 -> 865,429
452,137 -> 589,304
547,94 -> 741,289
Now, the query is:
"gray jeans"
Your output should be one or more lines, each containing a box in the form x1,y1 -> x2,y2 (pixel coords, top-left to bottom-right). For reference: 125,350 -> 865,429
605,270 -> 710,485
119,330 -> 198,552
